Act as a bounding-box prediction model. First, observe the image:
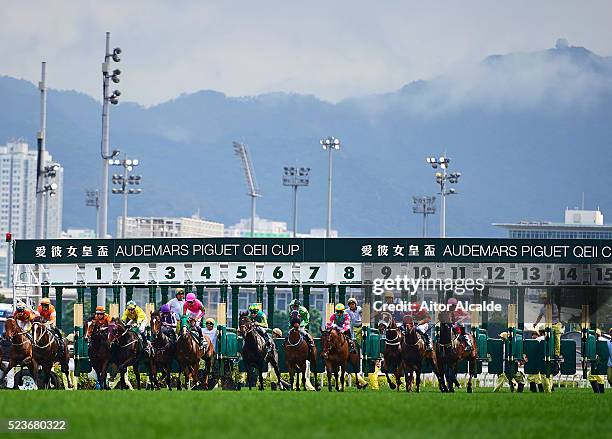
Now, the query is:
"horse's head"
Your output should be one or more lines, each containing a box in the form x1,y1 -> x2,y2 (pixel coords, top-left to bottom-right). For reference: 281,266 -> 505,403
238,311 -> 251,336
4,317 -> 18,338
320,328 -> 331,358
150,311 -> 161,335
289,310 -> 301,330
107,318 -> 122,343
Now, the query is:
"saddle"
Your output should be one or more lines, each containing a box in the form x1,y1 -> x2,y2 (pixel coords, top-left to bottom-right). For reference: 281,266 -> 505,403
188,327 -> 207,350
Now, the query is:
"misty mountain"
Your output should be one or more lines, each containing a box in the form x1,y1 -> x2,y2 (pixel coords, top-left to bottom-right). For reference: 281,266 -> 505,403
1,41 -> 611,237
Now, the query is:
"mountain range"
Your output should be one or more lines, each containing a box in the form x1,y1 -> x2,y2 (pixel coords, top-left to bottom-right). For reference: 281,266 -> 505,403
1,39 -> 611,237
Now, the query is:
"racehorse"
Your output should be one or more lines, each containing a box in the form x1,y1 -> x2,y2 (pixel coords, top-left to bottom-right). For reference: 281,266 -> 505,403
448,325 -> 478,393
378,320 -> 404,390
0,318 -> 37,387
108,318 -> 149,390
284,310 -> 320,391
320,326 -> 364,392
176,315 -> 214,390
149,311 -> 176,390
238,312 -> 286,391
434,312 -> 457,393
31,317 -> 72,389
87,320 -> 112,390
400,317 -> 438,393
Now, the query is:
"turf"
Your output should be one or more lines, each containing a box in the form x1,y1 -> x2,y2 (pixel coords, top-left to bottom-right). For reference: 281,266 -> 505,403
1,388 -> 610,439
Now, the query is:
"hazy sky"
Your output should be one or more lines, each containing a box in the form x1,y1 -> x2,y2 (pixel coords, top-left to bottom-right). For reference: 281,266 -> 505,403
1,0 -> 611,106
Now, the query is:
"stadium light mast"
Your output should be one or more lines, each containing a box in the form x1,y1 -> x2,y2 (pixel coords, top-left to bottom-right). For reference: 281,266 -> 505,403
35,61 -> 47,240
412,195 -> 436,237
426,155 -> 461,238
233,141 -> 261,237
98,31 -> 122,239
283,167 -> 310,237
320,136 -> 340,238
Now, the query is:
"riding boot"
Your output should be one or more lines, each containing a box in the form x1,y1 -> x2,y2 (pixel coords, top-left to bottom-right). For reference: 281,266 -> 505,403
529,382 -> 538,393
347,335 -> 357,354
461,334 -> 472,352
420,331 -> 433,351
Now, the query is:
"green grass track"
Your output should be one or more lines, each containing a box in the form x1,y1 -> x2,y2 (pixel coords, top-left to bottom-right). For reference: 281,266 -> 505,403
1,388 -> 610,439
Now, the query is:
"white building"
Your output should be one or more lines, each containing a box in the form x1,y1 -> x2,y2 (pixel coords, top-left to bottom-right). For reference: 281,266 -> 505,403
225,216 -> 338,238
61,228 -> 96,239
493,208 -> 612,239
0,141 -> 63,286
117,214 -> 224,238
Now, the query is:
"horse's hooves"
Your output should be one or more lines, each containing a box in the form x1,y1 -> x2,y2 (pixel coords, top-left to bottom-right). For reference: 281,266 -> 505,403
316,387 -> 321,392
467,386 -> 473,393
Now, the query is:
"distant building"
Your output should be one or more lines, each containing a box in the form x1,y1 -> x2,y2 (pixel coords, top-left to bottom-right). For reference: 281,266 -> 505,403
0,141 -> 63,286
117,214 -> 224,238
225,217 -> 338,238
61,228 -> 96,239
493,208 -> 612,239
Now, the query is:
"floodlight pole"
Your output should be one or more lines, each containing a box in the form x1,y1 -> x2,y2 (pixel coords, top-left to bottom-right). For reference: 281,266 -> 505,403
99,32 -> 111,239
35,62 -> 47,240
250,195 -> 256,238
327,146 -> 333,238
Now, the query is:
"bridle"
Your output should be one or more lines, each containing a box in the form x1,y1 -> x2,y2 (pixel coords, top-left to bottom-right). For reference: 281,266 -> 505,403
32,321 -> 56,349
109,322 -> 138,348
285,326 -> 304,348
385,326 -> 401,346
5,318 -> 30,346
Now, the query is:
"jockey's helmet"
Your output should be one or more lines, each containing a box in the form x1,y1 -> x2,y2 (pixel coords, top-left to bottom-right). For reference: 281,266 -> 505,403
40,297 -> 51,306
447,297 -> 458,306
186,292 -> 196,302
95,305 -> 105,314
16,304 -> 25,312
205,318 -> 215,325
175,288 -> 185,296
290,299 -> 300,308
248,304 -> 259,314
126,300 -> 136,309
335,303 -> 345,313
159,304 -> 171,314
347,297 -> 357,306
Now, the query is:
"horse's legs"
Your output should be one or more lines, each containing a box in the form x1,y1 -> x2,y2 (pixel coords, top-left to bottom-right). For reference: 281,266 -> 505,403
301,363 -> 307,391
466,356 -> 475,393
404,367 -> 411,392
1,357 -> 17,383
165,366 -> 172,391
203,356 -> 211,390
326,364 -> 333,392
288,365 -> 295,391
134,363 -> 141,390
258,366 -> 265,391
339,365 -> 345,392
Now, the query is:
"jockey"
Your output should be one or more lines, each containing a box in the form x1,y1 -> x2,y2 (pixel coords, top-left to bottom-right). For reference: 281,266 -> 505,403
448,297 -> 472,352
167,288 -> 185,320
202,318 -> 218,348
36,297 -> 64,347
288,299 -> 314,353
159,303 -> 177,339
405,301 -> 433,351
345,298 -> 363,343
248,303 -> 273,355
326,303 -> 356,353
12,303 -> 35,332
121,300 -> 148,346
86,306 -> 112,338
183,292 -> 205,342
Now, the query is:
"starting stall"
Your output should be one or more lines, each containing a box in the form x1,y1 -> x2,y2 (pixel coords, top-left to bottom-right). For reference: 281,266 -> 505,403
9,237 -> 612,388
